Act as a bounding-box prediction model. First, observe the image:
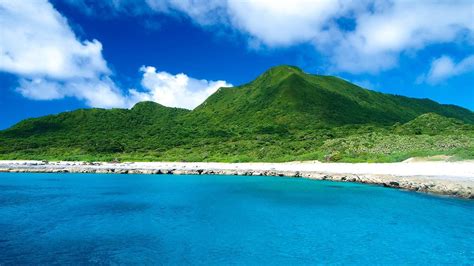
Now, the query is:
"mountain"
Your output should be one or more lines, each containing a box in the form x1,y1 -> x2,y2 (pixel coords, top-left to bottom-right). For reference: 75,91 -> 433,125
1,65 -> 473,162
192,65 -> 474,127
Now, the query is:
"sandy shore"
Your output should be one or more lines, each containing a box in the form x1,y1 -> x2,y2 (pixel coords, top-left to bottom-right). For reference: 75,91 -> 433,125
0,160 -> 473,198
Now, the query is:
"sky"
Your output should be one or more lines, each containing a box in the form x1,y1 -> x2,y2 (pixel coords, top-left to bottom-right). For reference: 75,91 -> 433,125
0,0 -> 473,129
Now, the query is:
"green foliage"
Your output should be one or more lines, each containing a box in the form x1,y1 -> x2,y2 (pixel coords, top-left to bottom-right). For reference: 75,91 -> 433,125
393,113 -> 471,135
1,65 -> 473,162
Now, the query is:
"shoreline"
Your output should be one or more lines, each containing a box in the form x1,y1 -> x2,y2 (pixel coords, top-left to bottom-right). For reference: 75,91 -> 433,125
0,160 -> 473,199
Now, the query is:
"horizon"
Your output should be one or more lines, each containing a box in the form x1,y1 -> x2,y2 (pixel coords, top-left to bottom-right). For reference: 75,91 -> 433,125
1,1 -> 474,129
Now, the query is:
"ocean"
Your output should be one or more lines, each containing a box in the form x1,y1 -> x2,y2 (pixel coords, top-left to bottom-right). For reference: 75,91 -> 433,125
0,172 -> 472,264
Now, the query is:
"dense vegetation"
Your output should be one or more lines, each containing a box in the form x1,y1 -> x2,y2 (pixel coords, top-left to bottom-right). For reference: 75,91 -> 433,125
1,65 -> 473,162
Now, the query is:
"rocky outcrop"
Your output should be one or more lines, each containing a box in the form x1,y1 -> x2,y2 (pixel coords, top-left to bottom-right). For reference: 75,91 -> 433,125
0,160 -> 472,199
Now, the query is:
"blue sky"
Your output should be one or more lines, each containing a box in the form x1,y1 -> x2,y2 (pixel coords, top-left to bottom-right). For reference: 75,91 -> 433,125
0,0 -> 473,129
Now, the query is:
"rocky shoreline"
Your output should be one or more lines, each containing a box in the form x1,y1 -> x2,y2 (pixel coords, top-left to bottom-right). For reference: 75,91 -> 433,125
0,160 -> 473,199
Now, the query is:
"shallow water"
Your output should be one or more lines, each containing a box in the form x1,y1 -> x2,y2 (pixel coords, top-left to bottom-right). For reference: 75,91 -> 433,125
0,173 -> 472,264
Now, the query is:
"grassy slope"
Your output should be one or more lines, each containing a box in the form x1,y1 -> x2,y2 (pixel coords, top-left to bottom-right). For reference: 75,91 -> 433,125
1,65 -> 473,162
193,66 -> 474,127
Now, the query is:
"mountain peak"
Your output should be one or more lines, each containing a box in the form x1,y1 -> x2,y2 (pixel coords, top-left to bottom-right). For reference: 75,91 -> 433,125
131,101 -> 191,115
2,65 -> 474,163
250,65 -> 304,88
131,101 -> 164,110
195,65 -> 474,126
263,65 -> 303,75
269,64 -> 302,71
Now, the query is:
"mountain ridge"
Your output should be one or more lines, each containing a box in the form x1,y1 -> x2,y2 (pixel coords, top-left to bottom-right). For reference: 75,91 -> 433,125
1,65 -> 473,162
191,65 -> 474,127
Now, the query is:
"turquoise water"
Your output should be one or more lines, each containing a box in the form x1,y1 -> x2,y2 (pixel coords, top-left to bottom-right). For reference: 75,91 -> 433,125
0,173 -> 472,264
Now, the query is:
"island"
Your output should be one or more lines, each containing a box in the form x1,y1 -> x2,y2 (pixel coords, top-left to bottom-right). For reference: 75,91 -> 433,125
1,66 -> 473,198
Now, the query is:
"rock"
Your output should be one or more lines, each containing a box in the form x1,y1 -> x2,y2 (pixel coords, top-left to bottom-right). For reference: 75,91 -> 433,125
0,160 -> 472,199
389,181 -> 400,187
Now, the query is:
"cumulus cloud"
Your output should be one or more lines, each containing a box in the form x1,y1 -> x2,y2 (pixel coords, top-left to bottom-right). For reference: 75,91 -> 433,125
423,55 -> 474,84
132,66 -> 232,109
65,0 -> 474,74
325,1 -> 474,73
226,0 -> 349,46
4,0 -> 471,110
0,1 -> 110,79
228,0 -> 473,73
0,0 -> 232,109
17,77 -> 130,108
0,0 -> 126,108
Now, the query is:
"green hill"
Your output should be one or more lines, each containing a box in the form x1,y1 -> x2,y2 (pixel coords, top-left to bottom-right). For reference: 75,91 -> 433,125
192,66 -> 474,127
1,65 -> 473,162
394,113 -> 473,135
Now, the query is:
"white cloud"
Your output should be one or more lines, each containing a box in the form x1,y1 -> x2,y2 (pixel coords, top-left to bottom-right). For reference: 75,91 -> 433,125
133,66 -> 232,109
0,0 -> 232,109
424,55 -> 474,84
17,77 -> 129,108
0,0 -> 126,108
325,1 -> 474,73
226,0 -> 349,46
0,0 -> 110,79
65,0 -> 474,74
4,0 -> 471,110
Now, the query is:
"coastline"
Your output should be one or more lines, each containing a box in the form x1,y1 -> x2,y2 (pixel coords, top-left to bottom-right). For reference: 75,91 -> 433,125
0,160 -> 473,199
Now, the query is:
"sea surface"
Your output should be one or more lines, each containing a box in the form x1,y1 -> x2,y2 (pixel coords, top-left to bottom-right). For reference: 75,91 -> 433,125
0,172 -> 472,265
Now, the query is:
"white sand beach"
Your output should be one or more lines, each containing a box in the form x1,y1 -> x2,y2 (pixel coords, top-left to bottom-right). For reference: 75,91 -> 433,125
1,160 -> 473,198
